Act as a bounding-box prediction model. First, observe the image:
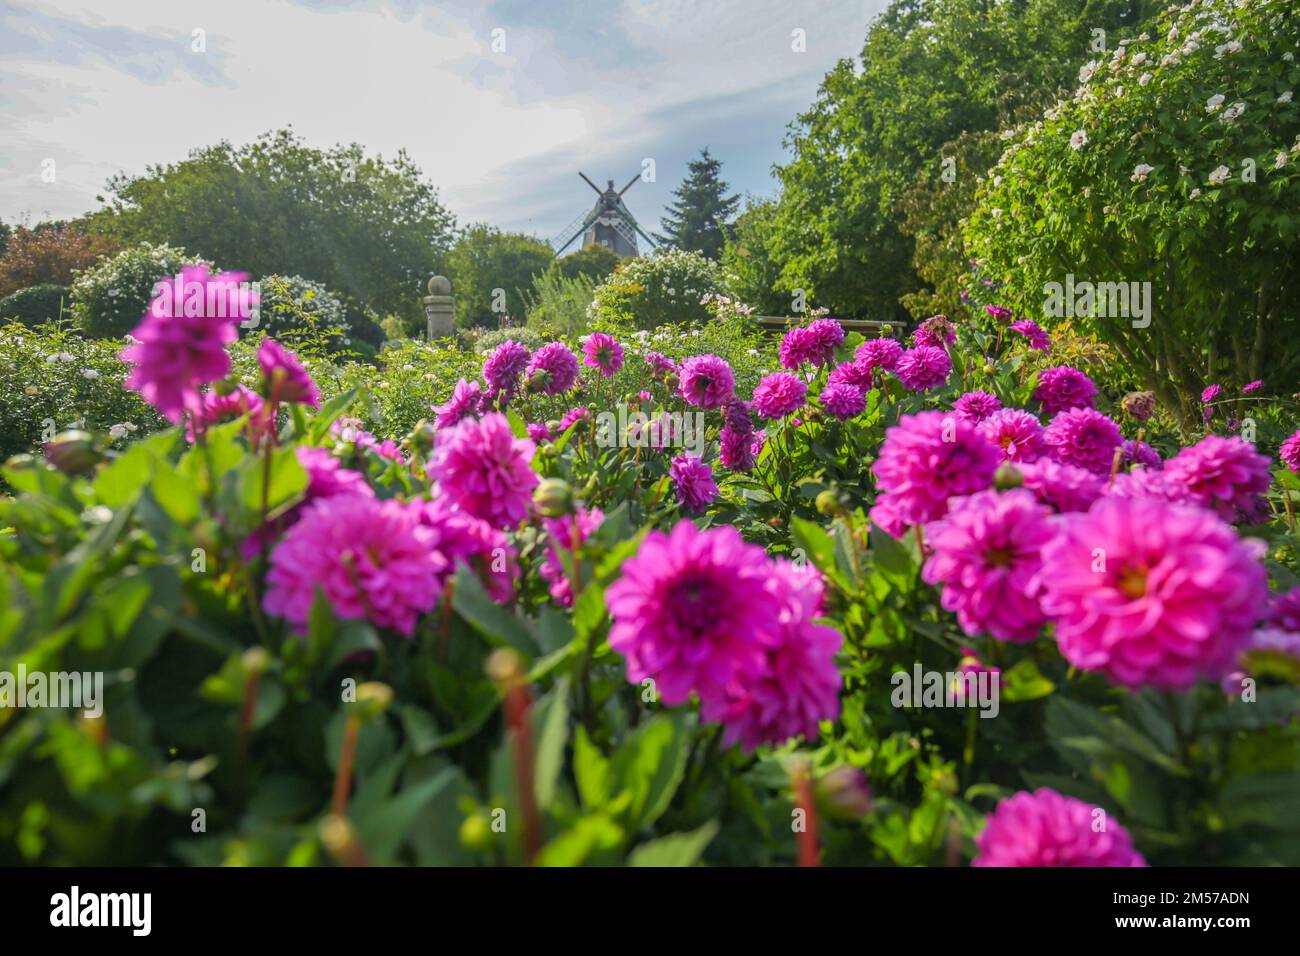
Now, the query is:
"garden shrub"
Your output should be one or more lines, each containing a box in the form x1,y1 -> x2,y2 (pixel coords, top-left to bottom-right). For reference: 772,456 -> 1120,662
522,271 -> 598,335
0,284 -> 71,327
591,249 -> 725,330
70,242 -> 212,339
0,221 -> 116,298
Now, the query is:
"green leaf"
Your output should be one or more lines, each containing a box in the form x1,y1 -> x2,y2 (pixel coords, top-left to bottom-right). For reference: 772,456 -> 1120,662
450,565 -> 539,657
1000,658 -> 1056,703
574,724 -> 610,811
609,713 -> 689,830
532,677 -> 571,811
628,820 -> 719,867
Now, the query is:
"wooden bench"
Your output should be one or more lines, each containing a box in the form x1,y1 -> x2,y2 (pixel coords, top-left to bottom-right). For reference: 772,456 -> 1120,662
755,315 -> 903,338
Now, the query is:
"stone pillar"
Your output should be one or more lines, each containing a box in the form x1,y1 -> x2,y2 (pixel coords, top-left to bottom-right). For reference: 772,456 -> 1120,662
424,275 -> 454,341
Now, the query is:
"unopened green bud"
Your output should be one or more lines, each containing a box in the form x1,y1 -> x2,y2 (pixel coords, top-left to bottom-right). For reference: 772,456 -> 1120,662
43,430 -> 103,475
993,462 -> 1024,490
533,478 -> 574,518
352,681 -> 393,721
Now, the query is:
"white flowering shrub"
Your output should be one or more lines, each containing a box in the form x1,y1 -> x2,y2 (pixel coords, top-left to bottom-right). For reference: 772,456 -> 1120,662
70,242 -> 211,339
965,0 -> 1300,422
591,248 -> 726,330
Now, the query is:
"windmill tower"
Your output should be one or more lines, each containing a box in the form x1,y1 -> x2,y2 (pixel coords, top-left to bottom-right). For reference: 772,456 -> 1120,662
551,172 -> 655,258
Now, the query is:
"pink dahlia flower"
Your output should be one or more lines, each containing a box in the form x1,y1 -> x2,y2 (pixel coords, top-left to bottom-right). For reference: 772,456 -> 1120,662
606,521 -> 783,706
186,385 -> 267,443
264,495 -> 448,636
1010,319 -> 1051,352
1120,439 -> 1161,470
985,305 -> 1013,325
427,412 -> 539,530
973,789 -> 1147,867
120,265 -> 251,422
1121,391 -> 1156,421
827,359 -> 874,391
526,422 -> 551,442
912,314 -> 956,349
1269,587 -> 1300,632
894,345 -> 952,392
645,351 -> 678,377
752,372 -> 807,419
1040,496 -> 1268,690
1242,379 -> 1263,394
522,341 -> 579,395
433,378 -> 482,430
1018,459 -> 1105,513
258,338 -> 320,408
807,317 -> 846,354
720,399 -> 756,472
678,354 -> 736,409
669,453 -> 718,512
1163,435 -> 1271,524
1044,407 -> 1123,474
583,332 -> 624,376
1201,384 -> 1223,404
953,389 -> 1002,423
922,489 -> 1055,642
978,408 -> 1046,463
1279,429 -> 1300,472
558,406 -> 591,432
707,561 -> 843,752
539,507 -> 604,607
240,445 -> 374,560
856,337 -> 903,372
1033,366 -> 1097,416
482,339 -> 531,395
819,382 -> 867,420
412,498 -> 517,603
872,411 -> 1001,526
869,492 -> 910,538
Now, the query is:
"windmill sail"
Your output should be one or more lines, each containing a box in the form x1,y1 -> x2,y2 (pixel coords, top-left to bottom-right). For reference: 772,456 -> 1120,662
552,172 -> 654,258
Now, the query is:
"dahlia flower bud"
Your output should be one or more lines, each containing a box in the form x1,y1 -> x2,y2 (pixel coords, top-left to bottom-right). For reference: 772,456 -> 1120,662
994,462 -> 1025,490
525,369 -> 552,393
352,682 -> 394,722
42,430 -> 103,475
408,418 -> 437,454
459,811 -> 493,851
533,477 -> 574,518
816,766 -> 873,821
1122,390 -> 1156,421
545,419 -> 563,435
815,489 -> 848,516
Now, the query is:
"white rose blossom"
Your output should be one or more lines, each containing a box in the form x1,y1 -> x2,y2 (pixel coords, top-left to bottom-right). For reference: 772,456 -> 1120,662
1131,163 -> 1155,182
1070,130 -> 1088,150
1208,165 -> 1231,185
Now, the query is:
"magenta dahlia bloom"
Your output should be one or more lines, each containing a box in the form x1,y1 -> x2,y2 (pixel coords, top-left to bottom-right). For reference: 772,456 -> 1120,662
856,337 -> 903,372
413,498 -> 517,602
186,385 -> 267,443
521,341 -> 579,395
707,561 -> 843,752
912,314 -> 956,350
1105,466 -> 1178,504
978,408 -> 1046,463
606,521 -> 783,706
953,390 -> 1002,423
752,372 -> 807,419
264,495 -> 448,636
120,265 -> 251,423
827,359 -> 874,391
1010,319 -> 1051,352
1269,587 -> 1300,632
922,489 -> 1055,643
894,345 -> 952,392
669,453 -> 718,512
720,400 -> 757,472
1120,439 -> 1162,470
240,445 -> 374,560
433,378 -> 482,430
1044,407 -> 1123,474
1033,366 -> 1097,416
645,351 -> 678,377
819,382 -> 867,420
526,422 -> 551,442
258,338 -> 320,408
985,305 -> 1013,325
539,507 -> 604,607
557,406 -> 591,432
872,411 -> 1001,526
1243,379 -> 1263,394
1201,384 -> 1223,404
1121,391 -> 1156,421
678,354 -> 736,409
1278,429 -> 1300,472
1163,435 -> 1271,524
807,317 -> 846,354
482,339 -> 531,395
583,332 -> 624,376
427,412 -> 539,530
1040,496 -> 1268,690
973,789 -> 1147,867
1018,459 -> 1105,513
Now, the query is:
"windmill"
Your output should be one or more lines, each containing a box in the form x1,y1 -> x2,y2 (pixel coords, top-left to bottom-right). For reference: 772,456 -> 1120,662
551,172 -> 656,258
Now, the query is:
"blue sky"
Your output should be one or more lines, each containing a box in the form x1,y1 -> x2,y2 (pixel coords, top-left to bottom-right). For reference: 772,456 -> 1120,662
1,0 -> 885,248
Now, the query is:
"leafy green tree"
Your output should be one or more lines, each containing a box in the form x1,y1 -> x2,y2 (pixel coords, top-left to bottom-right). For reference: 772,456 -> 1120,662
721,198 -> 789,315
546,243 -> 621,284
448,225 -> 555,328
96,128 -> 455,327
966,0 -> 1300,424
770,0 -> 1156,319
655,148 -> 739,259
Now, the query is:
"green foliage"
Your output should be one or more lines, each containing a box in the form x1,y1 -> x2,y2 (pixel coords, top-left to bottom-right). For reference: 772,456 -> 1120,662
448,224 -> 555,329
591,249 -> 725,330
720,198 -> 789,316
69,242 -> 208,339
0,220 -> 117,299
654,148 -> 740,259
0,284 -> 71,328
96,128 -> 455,328
523,270 -> 598,336
768,0 -> 1154,319
546,244 -> 621,284
966,0 -> 1300,424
